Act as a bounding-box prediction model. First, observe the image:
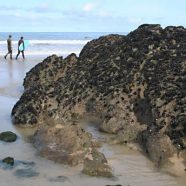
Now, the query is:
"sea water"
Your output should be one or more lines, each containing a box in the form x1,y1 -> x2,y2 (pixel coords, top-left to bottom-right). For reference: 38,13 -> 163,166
0,32 -> 125,57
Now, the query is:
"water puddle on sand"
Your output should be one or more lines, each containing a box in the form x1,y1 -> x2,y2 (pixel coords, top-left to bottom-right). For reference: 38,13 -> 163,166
0,58 -> 186,186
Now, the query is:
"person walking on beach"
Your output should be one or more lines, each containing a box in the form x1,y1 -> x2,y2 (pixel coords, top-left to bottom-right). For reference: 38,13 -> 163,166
4,35 -> 13,60
16,36 -> 25,60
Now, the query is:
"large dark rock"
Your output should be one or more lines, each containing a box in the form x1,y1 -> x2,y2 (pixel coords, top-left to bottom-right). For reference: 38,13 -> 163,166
0,131 -> 17,142
12,24 -> 186,168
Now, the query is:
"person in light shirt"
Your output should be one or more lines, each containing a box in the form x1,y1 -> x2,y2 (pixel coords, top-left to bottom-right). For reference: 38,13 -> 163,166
16,36 -> 25,60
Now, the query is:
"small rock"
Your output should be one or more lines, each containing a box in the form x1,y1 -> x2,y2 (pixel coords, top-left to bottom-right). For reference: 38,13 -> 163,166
82,149 -> 113,177
2,157 -> 14,166
0,131 -> 17,142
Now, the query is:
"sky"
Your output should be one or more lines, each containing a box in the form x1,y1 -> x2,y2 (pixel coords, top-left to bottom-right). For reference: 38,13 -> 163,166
0,0 -> 186,32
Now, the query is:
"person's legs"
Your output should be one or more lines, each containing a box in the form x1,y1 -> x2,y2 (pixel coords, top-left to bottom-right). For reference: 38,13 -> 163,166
5,48 -> 12,59
16,51 -> 20,59
4,52 -> 9,59
9,49 -> 12,59
21,51 -> 25,59
10,51 -> 12,59
4,51 -> 11,59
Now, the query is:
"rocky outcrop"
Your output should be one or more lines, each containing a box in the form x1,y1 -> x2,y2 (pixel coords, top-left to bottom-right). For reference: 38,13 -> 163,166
12,24 -> 186,168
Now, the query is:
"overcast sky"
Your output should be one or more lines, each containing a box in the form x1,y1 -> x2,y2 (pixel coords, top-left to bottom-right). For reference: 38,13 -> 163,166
0,0 -> 186,32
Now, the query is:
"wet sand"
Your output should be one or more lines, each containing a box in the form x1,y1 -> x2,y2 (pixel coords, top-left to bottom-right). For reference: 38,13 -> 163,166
0,56 -> 185,186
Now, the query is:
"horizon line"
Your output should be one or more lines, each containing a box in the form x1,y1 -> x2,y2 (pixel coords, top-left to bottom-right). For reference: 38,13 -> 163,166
0,31 -> 127,33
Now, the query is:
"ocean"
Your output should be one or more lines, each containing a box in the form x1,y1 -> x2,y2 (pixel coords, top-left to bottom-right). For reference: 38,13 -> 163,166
0,32 -> 125,57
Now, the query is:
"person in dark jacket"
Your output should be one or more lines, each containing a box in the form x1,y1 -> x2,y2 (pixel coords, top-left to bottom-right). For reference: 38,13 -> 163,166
4,35 -> 13,60
16,36 -> 25,60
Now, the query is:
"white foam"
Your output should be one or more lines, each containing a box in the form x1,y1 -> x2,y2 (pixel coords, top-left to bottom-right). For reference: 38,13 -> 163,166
0,40 -> 90,45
